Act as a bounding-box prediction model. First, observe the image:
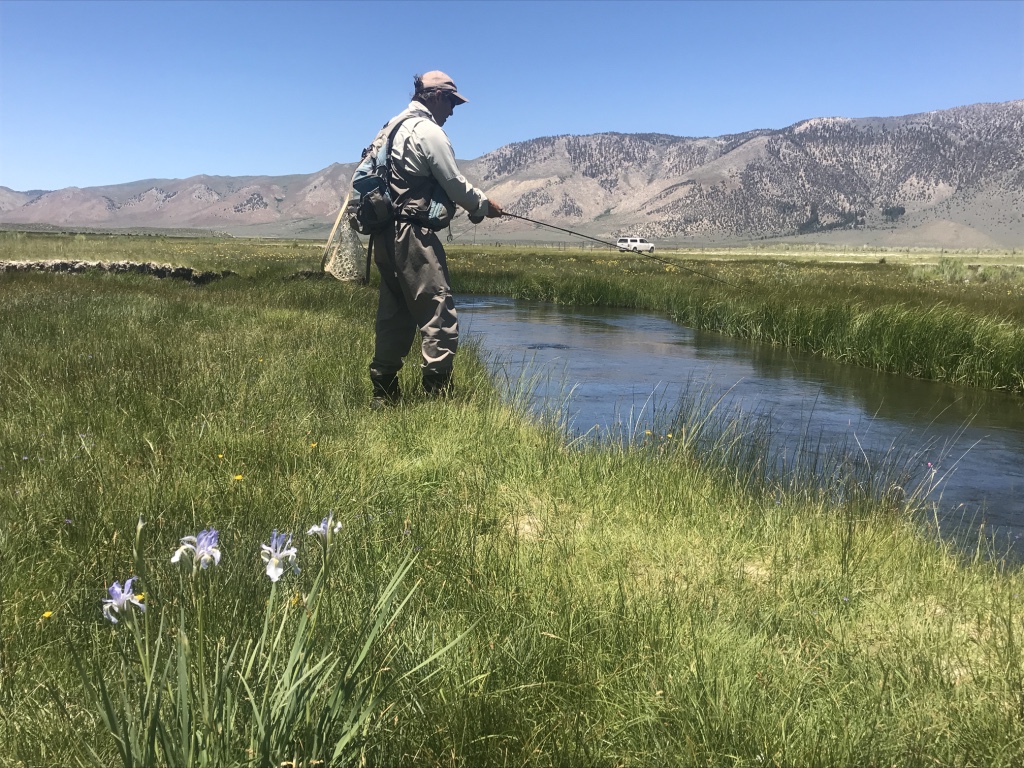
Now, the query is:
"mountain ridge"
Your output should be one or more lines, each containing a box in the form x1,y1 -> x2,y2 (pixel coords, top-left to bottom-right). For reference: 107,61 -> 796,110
2,100 -> 1021,248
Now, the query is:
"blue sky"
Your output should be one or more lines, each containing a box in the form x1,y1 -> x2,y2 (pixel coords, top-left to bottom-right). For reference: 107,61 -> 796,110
1,0 -> 1021,191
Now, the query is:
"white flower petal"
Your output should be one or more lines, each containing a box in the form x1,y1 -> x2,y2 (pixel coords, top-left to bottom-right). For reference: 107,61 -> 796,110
266,558 -> 283,582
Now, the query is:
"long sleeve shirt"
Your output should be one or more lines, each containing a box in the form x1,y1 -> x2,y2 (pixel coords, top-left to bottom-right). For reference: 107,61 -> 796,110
373,101 -> 490,218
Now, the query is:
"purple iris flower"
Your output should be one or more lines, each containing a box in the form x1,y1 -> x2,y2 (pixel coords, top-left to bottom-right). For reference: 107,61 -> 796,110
261,530 -> 299,582
171,528 -> 222,571
307,514 -> 342,542
102,577 -> 145,624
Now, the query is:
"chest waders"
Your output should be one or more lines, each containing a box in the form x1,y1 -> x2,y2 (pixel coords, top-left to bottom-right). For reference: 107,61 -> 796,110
368,123 -> 459,405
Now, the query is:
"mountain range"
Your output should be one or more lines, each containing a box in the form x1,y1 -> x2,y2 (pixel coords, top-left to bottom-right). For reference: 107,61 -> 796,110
2,100 -> 1021,249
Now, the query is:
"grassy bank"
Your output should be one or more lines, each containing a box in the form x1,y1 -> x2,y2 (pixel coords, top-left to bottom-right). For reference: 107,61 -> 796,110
449,245 -> 1024,394
2,237 -> 1024,766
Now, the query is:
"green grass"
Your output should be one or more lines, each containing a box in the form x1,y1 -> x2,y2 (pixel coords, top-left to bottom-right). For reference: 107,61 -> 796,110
1,235 -> 1024,766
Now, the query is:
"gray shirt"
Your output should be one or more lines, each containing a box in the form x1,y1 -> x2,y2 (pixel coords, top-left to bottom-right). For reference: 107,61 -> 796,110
373,101 -> 490,218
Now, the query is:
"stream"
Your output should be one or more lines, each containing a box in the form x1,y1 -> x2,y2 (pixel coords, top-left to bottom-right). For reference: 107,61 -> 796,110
460,295 -> 1024,555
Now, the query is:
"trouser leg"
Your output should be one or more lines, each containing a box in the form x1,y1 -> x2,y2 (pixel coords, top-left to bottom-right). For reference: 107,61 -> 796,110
393,224 -> 459,377
369,229 -> 417,381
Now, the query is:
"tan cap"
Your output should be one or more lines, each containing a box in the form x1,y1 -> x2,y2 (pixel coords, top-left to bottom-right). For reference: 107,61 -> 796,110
419,70 -> 468,104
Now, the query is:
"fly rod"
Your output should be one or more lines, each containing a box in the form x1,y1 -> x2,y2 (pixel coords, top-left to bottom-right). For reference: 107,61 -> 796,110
499,211 -> 752,294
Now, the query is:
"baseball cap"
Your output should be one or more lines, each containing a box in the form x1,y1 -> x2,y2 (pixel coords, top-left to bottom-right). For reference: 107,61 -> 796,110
419,70 -> 468,104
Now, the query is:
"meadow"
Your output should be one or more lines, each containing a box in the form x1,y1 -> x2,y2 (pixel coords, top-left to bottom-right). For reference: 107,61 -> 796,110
2,232 -> 1024,767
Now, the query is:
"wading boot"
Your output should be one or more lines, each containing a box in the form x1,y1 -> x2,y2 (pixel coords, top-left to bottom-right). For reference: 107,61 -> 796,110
422,369 -> 453,399
369,372 -> 401,411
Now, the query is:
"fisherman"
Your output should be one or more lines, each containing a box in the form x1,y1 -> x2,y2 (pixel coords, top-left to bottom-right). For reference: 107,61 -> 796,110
366,71 -> 504,408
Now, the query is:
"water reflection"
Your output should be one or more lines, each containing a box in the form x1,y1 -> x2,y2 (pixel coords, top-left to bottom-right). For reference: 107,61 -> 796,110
459,296 -> 1024,549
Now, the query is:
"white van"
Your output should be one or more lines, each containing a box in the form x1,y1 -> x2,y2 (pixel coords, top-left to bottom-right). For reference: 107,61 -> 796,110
616,237 -> 655,253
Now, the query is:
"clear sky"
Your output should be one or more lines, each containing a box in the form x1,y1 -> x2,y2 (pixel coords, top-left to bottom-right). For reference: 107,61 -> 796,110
1,0 -> 1021,191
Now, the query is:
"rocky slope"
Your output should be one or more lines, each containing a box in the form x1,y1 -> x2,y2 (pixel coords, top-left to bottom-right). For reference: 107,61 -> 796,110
2,101 -> 1021,248
463,100 -> 1024,248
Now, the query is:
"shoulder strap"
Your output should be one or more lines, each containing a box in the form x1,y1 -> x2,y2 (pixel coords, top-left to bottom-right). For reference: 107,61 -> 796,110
382,118 -> 409,182
383,115 -> 435,175
382,115 -> 437,221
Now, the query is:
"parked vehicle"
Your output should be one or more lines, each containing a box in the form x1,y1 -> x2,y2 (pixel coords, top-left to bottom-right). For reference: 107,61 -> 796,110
616,236 -> 655,253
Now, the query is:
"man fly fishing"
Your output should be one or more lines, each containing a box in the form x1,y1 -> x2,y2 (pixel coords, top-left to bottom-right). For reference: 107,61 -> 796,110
358,71 -> 504,409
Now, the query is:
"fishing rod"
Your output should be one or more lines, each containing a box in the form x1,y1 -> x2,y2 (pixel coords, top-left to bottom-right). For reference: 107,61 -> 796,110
498,211 -> 752,294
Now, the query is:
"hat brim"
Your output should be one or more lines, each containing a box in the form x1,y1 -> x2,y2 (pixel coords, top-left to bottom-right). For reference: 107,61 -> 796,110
450,91 -> 468,105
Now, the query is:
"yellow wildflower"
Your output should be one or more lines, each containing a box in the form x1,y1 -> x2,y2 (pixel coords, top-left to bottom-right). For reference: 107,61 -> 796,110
233,474 -> 243,481
41,611 -> 53,619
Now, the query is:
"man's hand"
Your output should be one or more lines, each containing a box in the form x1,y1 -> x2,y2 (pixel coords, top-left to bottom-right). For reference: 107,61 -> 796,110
486,199 -> 504,218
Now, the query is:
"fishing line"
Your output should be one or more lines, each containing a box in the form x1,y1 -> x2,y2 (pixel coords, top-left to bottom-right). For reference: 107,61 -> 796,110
445,216 -> 479,243
498,212 -> 752,294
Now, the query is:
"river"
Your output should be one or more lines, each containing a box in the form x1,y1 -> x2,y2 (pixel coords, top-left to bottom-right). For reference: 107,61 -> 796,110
460,296 -> 1024,555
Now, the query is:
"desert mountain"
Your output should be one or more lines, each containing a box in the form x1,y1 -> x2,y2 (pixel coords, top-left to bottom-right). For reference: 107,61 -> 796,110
0,167 -> 359,240
2,100 -> 1021,248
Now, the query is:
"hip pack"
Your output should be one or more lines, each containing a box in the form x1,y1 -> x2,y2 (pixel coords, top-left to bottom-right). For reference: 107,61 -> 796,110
402,185 -> 455,233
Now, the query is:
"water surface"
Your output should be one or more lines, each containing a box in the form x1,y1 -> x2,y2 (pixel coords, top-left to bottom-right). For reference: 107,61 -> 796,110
460,296 -> 1024,549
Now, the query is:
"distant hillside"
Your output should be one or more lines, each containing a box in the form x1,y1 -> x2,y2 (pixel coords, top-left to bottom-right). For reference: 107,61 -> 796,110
2,101 -> 1021,248
0,167 -> 359,239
